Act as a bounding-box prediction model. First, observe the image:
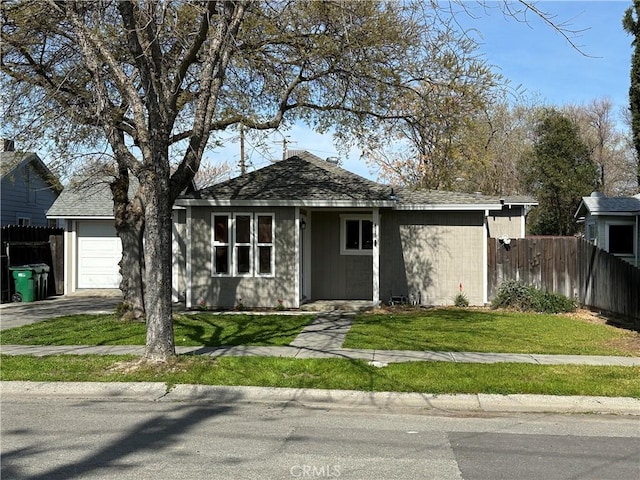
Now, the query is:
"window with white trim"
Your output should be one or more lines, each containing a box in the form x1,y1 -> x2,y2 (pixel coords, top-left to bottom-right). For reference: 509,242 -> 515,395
211,212 -> 275,277
256,214 -> 274,276
234,214 -> 252,275
586,222 -> 597,244
212,214 -> 230,275
340,215 -> 373,255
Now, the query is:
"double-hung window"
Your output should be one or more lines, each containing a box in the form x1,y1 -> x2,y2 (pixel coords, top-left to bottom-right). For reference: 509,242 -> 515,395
234,214 -> 252,275
211,213 -> 275,277
340,215 -> 373,255
213,214 -> 230,274
256,215 -> 274,275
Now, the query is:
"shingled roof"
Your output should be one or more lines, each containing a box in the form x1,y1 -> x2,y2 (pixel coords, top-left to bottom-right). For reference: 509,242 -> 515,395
179,152 -> 536,210
46,176 -> 145,218
575,192 -> 640,218
181,151 -> 392,203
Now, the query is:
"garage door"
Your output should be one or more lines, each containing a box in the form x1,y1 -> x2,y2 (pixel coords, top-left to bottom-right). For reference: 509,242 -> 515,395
77,221 -> 122,288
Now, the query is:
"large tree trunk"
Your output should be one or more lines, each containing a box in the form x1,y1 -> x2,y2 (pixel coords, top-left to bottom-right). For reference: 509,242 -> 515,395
111,170 -> 146,321
142,151 -> 176,362
117,218 -> 145,321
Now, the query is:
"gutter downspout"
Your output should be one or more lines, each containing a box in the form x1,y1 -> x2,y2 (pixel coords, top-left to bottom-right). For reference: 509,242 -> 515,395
483,209 -> 489,305
185,206 -> 192,309
634,215 -> 640,267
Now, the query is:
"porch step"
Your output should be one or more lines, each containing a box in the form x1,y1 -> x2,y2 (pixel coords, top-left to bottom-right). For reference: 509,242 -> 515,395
299,300 -> 375,313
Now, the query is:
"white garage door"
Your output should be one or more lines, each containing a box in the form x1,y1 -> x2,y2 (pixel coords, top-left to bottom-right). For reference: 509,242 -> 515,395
77,221 -> 122,288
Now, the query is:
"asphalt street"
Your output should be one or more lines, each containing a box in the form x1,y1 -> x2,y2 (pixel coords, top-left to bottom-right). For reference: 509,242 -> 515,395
2,393 -> 639,480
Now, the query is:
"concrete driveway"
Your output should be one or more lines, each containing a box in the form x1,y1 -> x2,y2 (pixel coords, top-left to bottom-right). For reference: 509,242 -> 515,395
0,290 -> 123,330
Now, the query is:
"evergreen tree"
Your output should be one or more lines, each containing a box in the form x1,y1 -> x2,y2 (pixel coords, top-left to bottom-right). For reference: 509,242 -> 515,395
523,110 -> 599,236
623,0 -> 640,188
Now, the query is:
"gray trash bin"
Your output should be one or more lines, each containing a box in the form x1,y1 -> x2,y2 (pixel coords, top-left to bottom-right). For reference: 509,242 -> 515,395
31,264 -> 50,299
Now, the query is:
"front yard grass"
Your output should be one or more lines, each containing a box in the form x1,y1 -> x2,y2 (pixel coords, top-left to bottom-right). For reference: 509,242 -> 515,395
1,354 -> 638,398
343,308 -> 639,356
0,313 -> 314,347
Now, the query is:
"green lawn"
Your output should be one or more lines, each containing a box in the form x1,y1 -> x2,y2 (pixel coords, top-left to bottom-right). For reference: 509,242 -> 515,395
1,354 -> 638,398
343,308 -> 638,356
0,313 -> 314,347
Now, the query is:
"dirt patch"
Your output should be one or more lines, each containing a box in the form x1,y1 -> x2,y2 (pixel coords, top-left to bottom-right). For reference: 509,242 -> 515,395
106,356 -> 204,374
563,309 -> 640,356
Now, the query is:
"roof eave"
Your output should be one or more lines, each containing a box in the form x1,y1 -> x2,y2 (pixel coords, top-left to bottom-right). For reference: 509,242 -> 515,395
582,211 -> 640,216
176,199 -> 396,208
395,203 -> 502,211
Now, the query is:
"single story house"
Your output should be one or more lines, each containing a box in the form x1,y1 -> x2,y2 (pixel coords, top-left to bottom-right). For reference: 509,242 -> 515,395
575,191 -> 640,267
176,151 -> 536,309
1,140 -> 62,227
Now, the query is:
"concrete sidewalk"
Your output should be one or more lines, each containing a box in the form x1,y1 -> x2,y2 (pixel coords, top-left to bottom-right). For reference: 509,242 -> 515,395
2,309 -> 639,366
2,305 -> 640,415
2,343 -> 639,366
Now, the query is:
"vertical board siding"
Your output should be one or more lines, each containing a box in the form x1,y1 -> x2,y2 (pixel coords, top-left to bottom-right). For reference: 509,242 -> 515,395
488,237 -> 640,326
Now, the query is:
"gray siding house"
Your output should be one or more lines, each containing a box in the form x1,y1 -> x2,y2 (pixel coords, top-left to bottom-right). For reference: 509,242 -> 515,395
575,191 -> 640,267
1,143 -> 62,227
177,152 -> 535,309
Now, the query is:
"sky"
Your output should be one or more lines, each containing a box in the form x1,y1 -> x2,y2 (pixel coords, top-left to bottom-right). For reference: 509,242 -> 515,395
209,0 -> 634,181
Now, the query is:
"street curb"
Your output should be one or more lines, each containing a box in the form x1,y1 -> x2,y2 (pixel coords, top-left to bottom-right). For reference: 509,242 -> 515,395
2,381 -> 639,415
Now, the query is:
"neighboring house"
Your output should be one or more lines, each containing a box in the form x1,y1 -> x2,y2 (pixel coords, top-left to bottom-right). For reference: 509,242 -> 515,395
47,177 -> 192,296
1,140 -> 62,227
176,151 -> 536,309
575,191 -> 640,267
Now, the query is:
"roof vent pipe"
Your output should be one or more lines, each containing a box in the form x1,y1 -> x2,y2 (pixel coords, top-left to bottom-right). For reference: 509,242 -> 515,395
1,139 -> 15,152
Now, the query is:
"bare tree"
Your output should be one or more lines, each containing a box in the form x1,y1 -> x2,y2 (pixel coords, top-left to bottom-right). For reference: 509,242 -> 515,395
1,0 -> 449,361
563,99 -> 637,195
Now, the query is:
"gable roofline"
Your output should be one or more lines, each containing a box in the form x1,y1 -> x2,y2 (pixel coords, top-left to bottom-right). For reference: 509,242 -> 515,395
178,151 -> 512,211
0,151 -> 63,193
575,192 -> 640,219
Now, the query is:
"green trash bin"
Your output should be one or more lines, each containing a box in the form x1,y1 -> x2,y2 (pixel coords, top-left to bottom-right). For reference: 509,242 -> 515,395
30,264 -> 49,300
10,266 -> 37,303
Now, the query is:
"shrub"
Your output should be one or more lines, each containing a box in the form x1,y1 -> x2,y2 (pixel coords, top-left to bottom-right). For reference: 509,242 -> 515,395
491,280 -> 576,314
453,292 -> 469,308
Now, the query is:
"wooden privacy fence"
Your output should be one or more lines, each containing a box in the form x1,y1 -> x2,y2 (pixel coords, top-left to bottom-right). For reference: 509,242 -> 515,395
1,225 -> 64,303
488,237 -> 640,326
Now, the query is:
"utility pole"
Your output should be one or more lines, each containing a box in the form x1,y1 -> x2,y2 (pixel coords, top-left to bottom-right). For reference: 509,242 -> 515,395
239,123 -> 246,175
281,136 -> 288,161
273,131 -> 295,161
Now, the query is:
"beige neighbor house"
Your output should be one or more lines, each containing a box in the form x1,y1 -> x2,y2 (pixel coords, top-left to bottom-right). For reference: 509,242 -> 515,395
176,151 -> 536,309
575,191 -> 640,268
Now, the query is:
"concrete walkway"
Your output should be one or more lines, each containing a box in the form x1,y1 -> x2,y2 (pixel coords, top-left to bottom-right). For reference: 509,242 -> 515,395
1,302 -> 639,365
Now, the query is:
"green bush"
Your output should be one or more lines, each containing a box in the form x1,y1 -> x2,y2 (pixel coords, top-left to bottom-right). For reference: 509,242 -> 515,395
453,292 -> 469,308
491,280 -> 576,314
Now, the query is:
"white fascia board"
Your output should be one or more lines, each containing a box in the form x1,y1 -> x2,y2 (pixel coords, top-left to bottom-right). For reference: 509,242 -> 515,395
586,211 -> 640,216
504,202 -> 538,208
394,203 -> 502,211
176,199 -> 397,208
46,215 -> 116,220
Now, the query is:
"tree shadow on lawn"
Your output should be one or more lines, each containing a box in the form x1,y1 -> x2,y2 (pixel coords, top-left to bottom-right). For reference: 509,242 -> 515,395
173,314 -> 313,347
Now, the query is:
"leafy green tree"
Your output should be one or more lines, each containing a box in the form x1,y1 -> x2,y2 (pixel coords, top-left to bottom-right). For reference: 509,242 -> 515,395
623,0 -> 640,189
522,110 -> 599,236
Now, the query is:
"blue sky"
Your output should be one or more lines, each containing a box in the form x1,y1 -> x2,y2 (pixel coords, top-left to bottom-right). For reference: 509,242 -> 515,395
211,1 -> 634,180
